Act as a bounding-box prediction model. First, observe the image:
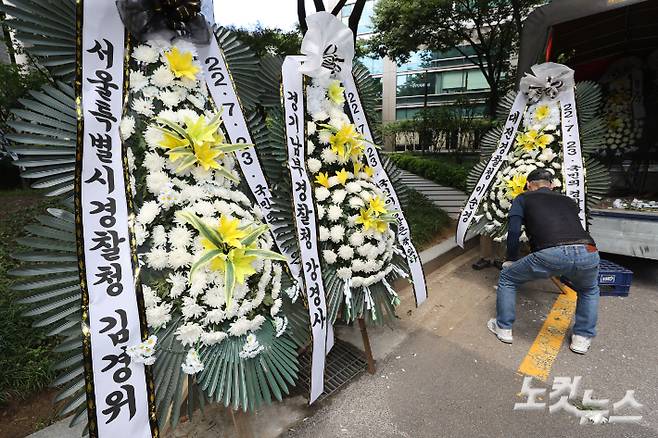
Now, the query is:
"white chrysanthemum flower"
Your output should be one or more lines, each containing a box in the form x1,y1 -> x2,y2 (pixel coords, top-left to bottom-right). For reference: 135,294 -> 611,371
129,70 -> 149,91
146,303 -> 172,329
348,196 -> 365,210
169,226 -> 192,249
323,250 -> 337,264
338,245 -> 354,260
152,65 -> 175,87
166,272 -> 187,298
315,187 -> 331,201
137,200 -> 160,224
320,147 -> 338,163
319,225 -> 330,241
327,205 -> 342,222
273,316 -> 288,337
159,89 -> 183,107
307,158 -> 322,174
132,97 -> 154,117
331,189 -> 347,204
270,298 -> 282,316
152,225 -> 167,247
168,248 -> 192,269
316,204 -> 326,220
142,285 -> 160,308
142,85 -> 159,98
176,323 -> 204,347
307,121 -> 317,135
239,334 -> 265,359
538,148 -> 557,162
146,172 -> 169,195
337,267 -> 352,280
181,295 -> 205,320
499,198 -> 511,210
120,115 -> 136,141
144,125 -> 164,149
345,181 -> 361,194
330,224 -> 345,243
349,231 -> 365,247
132,44 -> 159,63
229,315 -> 265,337
181,349 -> 204,374
135,223 -> 149,246
357,243 -> 373,257
193,200 -> 215,217
201,331 -> 227,346
187,94 -> 205,109
146,247 -> 168,270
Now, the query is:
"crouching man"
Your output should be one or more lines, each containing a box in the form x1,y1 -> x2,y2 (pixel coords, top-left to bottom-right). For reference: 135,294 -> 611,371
487,168 -> 600,354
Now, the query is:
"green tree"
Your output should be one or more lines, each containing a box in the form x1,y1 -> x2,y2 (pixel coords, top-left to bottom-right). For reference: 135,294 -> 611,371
369,0 -> 544,117
228,25 -> 302,57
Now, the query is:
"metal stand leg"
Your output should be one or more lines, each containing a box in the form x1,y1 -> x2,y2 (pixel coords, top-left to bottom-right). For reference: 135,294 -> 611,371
358,318 -> 376,374
230,409 -> 253,438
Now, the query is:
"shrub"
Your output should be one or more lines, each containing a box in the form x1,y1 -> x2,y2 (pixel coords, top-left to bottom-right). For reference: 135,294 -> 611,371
389,153 -> 474,191
404,189 -> 451,249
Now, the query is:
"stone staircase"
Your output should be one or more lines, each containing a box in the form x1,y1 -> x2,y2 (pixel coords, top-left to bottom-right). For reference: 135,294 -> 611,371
398,170 -> 467,219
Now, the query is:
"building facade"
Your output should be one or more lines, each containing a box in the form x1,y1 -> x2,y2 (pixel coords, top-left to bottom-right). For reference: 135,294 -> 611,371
340,0 -> 491,124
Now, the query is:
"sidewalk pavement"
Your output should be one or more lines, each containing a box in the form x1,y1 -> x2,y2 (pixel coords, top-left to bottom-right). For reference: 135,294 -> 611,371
28,251 -> 658,437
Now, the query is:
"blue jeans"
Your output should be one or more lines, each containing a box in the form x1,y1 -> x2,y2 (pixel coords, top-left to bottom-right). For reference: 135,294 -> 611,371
497,245 -> 600,337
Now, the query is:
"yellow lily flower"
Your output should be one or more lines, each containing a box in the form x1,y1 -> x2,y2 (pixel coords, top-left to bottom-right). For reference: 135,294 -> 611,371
506,173 -> 528,199
330,124 -> 363,161
216,215 -> 248,248
184,115 -> 221,146
194,142 -> 223,171
315,172 -> 330,188
327,80 -> 345,105
364,166 -> 375,178
535,133 -> 554,149
369,196 -> 388,215
373,219 -> 388,233
209,248 -> 257,284
165,47 -> 200,80
534,104 -> 551,121
355,208 -> 374,231
335,168 -> 350,185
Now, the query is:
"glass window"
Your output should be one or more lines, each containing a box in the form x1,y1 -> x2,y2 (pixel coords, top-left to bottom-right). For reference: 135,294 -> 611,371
397,73 -> 429,97
396,107 -> 421,120
466,69 -> 489,90
359,56 -> 383,75
341,1 -> 376,35
441,71 -> 465,92
398,51 -> 432,72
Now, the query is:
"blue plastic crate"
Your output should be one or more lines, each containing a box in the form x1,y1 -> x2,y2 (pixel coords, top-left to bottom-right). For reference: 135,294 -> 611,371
598,259 -> 633,297
559,259 -> 633,297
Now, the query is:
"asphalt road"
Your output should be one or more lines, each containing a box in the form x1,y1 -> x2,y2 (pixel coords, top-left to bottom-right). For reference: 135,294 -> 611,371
287,252 -> 658,438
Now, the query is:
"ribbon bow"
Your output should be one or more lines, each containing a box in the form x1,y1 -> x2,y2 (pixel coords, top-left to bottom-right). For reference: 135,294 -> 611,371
116,0 -> 210,45
299,12 -> 355,79
520,62 -> 575,103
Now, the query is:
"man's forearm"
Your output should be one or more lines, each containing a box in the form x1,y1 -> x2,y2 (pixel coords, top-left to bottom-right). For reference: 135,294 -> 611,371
506,215 -> 522,261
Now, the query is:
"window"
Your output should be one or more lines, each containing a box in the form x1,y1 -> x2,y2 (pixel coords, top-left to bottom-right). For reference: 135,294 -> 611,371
466,70 -> 488,90
397,73 -> 428,97
396,107 -> 421,120
359,56 -> 383,75
341,0 -> 376,35
441,71 -> 465,92
398,51 -> 432,72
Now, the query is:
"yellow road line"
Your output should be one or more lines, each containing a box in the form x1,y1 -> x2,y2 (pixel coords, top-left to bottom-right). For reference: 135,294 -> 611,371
517,278 -> 577,381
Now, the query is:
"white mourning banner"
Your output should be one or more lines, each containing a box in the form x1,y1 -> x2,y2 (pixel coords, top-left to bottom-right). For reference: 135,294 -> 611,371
342,75 -> 428,306
78,0 -> 155,436
197,35 -> 302,278
456,62 -> 586,244
281,56 -> 331,403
